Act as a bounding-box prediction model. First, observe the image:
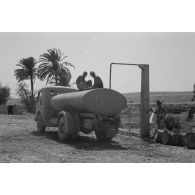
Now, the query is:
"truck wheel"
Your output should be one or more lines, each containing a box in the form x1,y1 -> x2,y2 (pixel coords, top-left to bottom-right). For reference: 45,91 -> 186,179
95,121 -> 118,141
58,112 -> 77,141
37,113 -> 46,132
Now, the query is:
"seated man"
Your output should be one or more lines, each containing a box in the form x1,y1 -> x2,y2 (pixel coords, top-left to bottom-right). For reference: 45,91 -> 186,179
86,80 -> 92,90
90,71 -> 104,89
76,71 -> 88,90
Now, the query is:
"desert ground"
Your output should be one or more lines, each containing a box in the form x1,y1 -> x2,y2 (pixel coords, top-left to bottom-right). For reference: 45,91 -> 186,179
1,113 -> 195,163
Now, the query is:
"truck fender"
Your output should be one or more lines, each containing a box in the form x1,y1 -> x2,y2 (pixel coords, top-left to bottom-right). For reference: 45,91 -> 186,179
57,111 -> 66,125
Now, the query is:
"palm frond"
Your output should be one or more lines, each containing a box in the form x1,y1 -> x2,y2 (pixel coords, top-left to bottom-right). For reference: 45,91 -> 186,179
37,48 -> 74,85
14,57 -> 37,82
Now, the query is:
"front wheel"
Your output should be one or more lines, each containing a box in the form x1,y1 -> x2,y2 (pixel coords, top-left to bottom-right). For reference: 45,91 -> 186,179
58,112 -> 79,141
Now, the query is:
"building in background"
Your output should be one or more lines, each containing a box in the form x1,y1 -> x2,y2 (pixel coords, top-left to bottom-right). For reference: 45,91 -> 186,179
0,98 -> 25,115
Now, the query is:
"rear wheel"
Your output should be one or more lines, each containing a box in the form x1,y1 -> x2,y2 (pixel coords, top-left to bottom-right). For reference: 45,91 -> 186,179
37,113 -> 46,132
95,121 -> 119,141
58,112 -> 79,141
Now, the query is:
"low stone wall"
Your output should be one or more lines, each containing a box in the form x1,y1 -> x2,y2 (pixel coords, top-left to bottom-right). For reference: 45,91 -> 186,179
0,105 -> 8,114
0,105 -> 25,115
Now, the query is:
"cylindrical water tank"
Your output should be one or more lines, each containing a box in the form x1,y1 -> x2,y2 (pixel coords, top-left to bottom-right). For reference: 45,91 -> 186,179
50,88 -> 127,114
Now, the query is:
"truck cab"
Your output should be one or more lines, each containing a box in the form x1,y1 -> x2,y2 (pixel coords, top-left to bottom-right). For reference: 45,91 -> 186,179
36,86 -> 77,127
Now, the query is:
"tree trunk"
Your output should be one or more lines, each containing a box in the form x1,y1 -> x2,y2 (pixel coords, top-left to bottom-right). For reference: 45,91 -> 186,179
30,77 -> 34,100
30,76 -> 34,112
55,73 -> 58,85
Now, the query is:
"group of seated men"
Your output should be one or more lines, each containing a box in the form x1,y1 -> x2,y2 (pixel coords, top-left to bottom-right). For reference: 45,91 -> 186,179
76,71 -> 103,90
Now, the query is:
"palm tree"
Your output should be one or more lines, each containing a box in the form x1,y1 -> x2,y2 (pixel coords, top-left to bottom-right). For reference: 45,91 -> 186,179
37,48 -> 74,86
57,68 -> 71,86
14,57 -> 37,101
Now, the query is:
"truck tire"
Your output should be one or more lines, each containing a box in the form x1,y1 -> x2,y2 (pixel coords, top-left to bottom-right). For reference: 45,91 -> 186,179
58,112 -> 78,141
37,112 -> 46,132
95,121 -> 118,141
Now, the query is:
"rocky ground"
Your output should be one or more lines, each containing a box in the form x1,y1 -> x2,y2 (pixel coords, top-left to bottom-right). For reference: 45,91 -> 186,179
1,114 -> 195,163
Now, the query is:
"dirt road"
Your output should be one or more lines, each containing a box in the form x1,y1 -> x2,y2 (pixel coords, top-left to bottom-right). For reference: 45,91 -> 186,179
0,114 -> 195,163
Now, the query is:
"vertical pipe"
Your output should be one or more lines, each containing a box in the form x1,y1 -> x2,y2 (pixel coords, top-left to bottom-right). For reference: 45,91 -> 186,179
139,65 -> 150,138
128,106 -> 131,132
109,63 -> 112,89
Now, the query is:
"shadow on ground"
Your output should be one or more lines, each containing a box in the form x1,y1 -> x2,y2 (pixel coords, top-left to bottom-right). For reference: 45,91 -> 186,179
31,131 -> 128,151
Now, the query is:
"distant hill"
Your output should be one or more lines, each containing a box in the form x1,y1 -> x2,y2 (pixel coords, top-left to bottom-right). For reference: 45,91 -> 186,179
124,91 -> 193,104
7,92 -> 194,106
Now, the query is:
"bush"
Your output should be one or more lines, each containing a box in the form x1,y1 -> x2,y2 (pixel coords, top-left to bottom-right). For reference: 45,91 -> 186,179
164,115 -> 181,130
16,82 -> 36,113
0,85 -> 10,105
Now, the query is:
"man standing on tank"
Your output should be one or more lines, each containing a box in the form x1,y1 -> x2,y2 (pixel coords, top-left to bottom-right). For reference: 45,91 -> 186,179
90,71 -> 104,89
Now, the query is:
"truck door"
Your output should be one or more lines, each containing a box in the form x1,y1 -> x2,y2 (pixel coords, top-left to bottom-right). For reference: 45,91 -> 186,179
36,91 -> 43,114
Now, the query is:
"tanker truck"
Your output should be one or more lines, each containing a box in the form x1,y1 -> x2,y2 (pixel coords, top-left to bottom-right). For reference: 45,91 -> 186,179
35,86 -> 127,141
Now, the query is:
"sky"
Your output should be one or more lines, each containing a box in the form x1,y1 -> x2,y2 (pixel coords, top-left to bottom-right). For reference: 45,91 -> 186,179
0,32 -> 195,97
